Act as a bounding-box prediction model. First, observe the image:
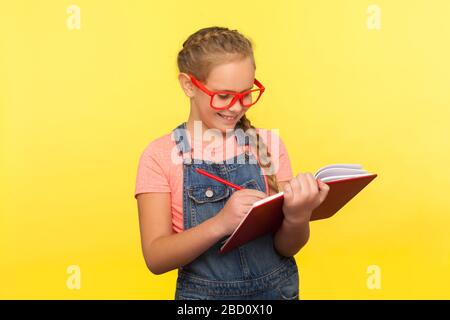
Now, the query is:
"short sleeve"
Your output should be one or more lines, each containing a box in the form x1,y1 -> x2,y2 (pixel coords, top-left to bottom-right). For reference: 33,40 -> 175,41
275,134 -> 293,182
134,142 -> 171,198
258,129 -> 294,183
273,132 -> 293,182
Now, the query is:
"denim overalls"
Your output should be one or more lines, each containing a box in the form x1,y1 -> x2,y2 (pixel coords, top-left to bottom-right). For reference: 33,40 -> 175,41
173,122 -> 299,300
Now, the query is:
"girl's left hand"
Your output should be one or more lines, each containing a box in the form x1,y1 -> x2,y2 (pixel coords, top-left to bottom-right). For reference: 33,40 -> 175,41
282,172 -> 330,225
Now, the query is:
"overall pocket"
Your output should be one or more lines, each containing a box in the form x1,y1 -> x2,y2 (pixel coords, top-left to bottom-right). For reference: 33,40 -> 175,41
187,184 -> 230,226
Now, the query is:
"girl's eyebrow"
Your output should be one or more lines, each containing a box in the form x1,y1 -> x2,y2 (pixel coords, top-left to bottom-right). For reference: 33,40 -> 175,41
212,86 -> 253,93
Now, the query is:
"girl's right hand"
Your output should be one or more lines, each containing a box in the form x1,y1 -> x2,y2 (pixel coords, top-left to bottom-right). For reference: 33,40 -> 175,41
214,189 -> 267,236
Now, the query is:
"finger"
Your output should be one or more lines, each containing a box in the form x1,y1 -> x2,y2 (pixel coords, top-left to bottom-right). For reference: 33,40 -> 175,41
235,193 -> 265,204
318,178 -> 329,189
305,173 -> 318,193
240,193 -> 267,203
240,202 -> 256,210
290,174 -> 302,198
239,200 -> 261,207
283,182 -> 294,201
240,189 -> 267,198
239,193 -> 267,204
297,173 -> 310,196
317,179 -> 330,202
241,199 -> 265,209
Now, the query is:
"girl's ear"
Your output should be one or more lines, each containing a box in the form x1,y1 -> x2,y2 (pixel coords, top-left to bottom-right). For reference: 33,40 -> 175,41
178,73 -> 196,98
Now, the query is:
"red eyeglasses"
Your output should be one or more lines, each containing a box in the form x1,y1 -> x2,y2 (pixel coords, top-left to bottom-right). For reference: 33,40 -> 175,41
188,74 -> 265,110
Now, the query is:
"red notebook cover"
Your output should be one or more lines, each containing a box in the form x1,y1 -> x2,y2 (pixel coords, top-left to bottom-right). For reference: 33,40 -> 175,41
219,173 -> 377,254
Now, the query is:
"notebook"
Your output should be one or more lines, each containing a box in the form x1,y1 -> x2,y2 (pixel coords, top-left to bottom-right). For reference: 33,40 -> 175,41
219,164 -> 377,254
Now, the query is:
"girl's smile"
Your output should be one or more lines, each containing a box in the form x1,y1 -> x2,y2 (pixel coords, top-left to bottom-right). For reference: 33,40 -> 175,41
216,111 -> 241,124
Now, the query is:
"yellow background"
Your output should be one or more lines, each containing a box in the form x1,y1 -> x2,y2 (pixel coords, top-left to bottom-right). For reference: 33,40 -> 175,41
1,0 -> 449,299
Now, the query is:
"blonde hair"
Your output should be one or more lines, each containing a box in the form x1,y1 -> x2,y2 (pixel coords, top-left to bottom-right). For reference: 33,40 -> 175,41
177,26 -> 279,193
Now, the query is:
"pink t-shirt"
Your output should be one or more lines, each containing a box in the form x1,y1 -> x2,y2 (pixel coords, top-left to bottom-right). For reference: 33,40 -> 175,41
134,128 -> 293,233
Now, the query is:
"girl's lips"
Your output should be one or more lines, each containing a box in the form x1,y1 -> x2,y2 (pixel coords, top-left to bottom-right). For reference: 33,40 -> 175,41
217,113 -> 239,122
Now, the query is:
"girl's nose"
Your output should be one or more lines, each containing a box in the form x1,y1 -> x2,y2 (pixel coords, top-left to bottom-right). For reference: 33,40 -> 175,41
228,100 -> 243,113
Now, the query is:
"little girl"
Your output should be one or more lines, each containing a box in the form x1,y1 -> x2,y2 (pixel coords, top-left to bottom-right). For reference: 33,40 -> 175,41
134,26 -> 329,300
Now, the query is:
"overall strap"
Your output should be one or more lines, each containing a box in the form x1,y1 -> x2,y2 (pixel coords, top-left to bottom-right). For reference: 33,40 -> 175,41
172,122 -> 193,164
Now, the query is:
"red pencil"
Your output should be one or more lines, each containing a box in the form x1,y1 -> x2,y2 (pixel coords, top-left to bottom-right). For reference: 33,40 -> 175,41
195,168 -> 243,190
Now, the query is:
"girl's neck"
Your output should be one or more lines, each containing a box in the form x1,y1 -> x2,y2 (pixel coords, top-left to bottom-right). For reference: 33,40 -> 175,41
185,118 -> 227,142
